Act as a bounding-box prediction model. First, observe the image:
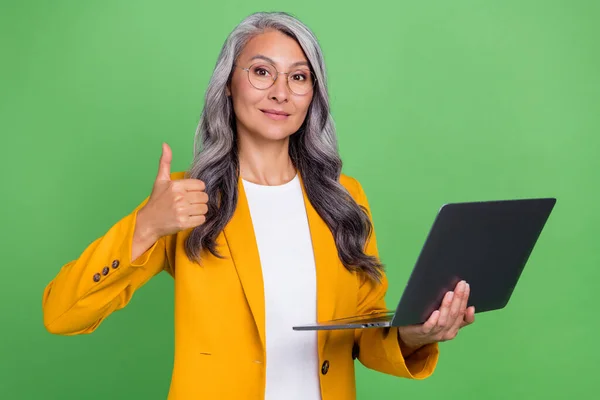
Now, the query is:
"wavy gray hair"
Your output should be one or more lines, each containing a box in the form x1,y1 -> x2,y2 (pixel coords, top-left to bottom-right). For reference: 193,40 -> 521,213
185,11 -> 384,281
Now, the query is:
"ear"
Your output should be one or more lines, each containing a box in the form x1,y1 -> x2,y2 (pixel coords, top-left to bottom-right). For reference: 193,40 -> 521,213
226,82 -> 231,97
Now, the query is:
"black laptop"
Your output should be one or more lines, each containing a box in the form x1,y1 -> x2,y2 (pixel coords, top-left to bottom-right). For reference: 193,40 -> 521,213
293,197 -> 556,331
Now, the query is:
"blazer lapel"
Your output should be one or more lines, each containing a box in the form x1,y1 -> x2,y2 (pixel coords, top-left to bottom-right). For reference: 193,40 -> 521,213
298,175 -> 340,356
222,174 -> 340,357
223,177 -> 266,350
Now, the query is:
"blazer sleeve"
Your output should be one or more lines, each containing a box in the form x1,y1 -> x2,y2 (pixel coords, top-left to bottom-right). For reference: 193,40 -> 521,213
351,178 -> 439,379
42,197 -> 172,336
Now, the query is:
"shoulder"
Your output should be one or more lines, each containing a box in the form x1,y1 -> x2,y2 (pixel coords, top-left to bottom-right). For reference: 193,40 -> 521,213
170,171 -> 187,180
339,173 -> 367,202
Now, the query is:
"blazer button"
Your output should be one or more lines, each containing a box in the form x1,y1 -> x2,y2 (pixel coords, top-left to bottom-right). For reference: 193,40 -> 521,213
102,266 -> 110,276
111,260 -> 120,269
93,273 -> 101,282
321,360 -> 329,375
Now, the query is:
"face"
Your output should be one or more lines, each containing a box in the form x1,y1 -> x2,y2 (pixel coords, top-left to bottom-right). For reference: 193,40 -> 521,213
226,29 -> 315,143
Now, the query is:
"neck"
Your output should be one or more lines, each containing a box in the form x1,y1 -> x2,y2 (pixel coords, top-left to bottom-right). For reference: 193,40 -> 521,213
238,134 -> 296,186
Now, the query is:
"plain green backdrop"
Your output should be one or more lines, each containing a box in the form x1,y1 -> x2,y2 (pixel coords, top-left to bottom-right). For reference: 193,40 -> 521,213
1,0 -> 599,398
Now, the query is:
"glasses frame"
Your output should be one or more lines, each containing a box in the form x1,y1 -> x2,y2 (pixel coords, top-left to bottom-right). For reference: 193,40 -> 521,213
235,62 -> 317,96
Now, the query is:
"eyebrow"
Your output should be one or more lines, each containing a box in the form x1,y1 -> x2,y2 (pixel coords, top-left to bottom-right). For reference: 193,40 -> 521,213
249,54 -> 310,69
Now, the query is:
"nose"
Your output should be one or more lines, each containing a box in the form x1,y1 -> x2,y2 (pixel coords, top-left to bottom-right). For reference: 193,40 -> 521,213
267,73 -> 289,103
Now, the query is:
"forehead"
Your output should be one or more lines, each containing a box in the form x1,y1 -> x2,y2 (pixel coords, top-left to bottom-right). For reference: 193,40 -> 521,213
238,29 -> 308,68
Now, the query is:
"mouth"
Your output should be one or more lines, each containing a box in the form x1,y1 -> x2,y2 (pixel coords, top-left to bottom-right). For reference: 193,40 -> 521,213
260,109 -> 291,120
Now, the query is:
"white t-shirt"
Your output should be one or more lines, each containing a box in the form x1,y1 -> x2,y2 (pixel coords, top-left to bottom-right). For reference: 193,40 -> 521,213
242,174 -> 321,400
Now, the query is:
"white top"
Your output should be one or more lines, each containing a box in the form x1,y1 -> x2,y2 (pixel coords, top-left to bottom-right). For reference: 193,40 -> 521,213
242,174 -> 321,400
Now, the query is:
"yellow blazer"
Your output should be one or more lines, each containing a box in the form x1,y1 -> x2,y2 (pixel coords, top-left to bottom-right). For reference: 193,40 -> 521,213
42,172 -> 439,399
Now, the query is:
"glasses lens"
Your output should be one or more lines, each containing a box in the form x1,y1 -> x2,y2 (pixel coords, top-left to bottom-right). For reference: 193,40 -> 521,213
248,63 -> 276,89
246,63 -> 315,94
288,69 -> 315,95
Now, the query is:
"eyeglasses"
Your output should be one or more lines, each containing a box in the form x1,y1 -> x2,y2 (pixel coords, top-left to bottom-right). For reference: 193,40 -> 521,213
235,62 -> 316,95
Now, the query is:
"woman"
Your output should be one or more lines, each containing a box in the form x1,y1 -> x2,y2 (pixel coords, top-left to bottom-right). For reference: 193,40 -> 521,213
42,11 -> 475,400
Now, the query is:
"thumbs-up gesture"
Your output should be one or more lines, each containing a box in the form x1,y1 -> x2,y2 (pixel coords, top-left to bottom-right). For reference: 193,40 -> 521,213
136,143 -> 209,244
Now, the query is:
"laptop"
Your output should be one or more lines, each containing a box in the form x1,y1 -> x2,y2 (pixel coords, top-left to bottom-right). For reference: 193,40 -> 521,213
293,197 -> 556,331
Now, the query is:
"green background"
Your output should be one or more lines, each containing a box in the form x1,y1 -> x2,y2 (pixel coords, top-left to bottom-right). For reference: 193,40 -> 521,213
1,0 -> 598,398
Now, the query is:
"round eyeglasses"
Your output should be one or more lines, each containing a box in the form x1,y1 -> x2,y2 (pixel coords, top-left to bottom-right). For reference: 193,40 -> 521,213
236,62 -> 316,95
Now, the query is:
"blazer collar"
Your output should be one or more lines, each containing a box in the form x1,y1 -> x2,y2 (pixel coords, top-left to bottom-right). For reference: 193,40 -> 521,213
222,173 -> 339,356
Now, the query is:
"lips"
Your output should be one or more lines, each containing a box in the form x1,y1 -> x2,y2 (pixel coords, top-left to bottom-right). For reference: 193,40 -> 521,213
260,109 -> 290,121
260,109 -> 290,116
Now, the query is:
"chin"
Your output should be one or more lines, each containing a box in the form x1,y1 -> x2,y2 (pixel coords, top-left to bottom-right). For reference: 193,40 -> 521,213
263,128 -> 296,141
248,123 -> 296,142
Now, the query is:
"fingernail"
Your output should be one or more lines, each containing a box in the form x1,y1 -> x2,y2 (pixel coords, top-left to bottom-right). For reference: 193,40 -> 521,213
448,291 -> 454,300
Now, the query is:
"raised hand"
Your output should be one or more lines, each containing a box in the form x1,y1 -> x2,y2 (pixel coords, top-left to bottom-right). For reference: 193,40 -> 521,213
132,143 -> 208,261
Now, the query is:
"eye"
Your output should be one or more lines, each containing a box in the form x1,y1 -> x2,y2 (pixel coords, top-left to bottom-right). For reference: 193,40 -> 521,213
291,73 -> 306,81
251,65 -> 273,78
291,71 -> 311,82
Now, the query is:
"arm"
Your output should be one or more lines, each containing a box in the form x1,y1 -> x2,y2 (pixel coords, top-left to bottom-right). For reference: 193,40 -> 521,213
42,198 -> 171,336
351,178 -> 439,379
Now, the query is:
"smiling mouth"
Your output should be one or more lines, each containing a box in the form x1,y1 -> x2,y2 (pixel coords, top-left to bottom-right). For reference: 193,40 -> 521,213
261,110 -> 290,120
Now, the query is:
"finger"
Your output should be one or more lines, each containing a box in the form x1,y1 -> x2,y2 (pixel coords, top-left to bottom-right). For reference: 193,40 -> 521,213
422,310 -> 440,334
189,203 -> 208,216
186,215 -> 206,228
449,281 -> 469,330
186,191 -> 209,205
179,179 -> 206,192
436,290 -> 455,333
461,306 -> 476,327
156,143 -> 172,183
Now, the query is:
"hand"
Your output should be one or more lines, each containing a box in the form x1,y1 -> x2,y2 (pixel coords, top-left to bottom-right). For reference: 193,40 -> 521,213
135,143 -> 209,243
398,280 -> 475,350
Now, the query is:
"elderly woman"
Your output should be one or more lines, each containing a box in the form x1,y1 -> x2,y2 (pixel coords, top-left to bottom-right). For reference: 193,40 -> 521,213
43,11 -> 474,400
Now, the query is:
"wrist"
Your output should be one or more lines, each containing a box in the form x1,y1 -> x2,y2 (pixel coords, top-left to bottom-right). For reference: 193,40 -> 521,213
135,207 -> 160,244
397,330 -> 425,357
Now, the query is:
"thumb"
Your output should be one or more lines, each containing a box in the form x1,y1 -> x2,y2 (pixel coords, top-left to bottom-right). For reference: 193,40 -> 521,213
155,142 -> 172,183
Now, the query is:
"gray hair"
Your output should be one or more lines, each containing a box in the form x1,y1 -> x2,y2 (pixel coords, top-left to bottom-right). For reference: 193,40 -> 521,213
185,11 -> 383,282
